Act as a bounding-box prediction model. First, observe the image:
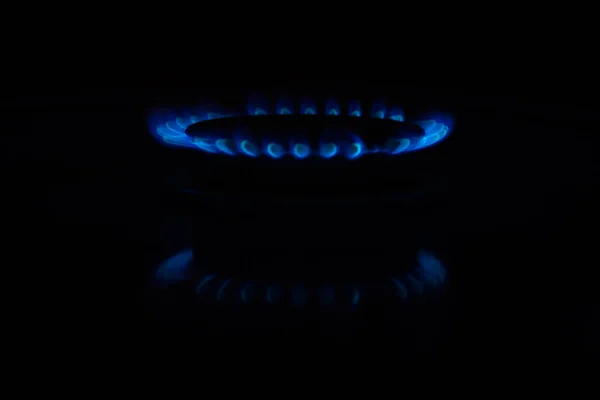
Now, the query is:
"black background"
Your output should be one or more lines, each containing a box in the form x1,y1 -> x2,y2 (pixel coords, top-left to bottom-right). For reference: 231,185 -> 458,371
9,66 -> 599,357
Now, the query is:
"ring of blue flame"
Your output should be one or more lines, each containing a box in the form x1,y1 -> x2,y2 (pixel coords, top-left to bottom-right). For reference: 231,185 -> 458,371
148,98 -> 453,159
156,249 -> 446,309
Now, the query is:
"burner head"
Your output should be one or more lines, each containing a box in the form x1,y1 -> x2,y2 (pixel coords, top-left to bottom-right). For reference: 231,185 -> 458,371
148,96 -> 453,159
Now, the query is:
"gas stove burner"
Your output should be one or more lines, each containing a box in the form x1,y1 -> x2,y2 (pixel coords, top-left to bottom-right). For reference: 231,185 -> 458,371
148,97 -> 453,159
154,248 -> 447,311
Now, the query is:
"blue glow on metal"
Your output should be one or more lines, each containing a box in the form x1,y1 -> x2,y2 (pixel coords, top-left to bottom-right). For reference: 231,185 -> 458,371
156,248 -> 447,310
148,97 -> 453,159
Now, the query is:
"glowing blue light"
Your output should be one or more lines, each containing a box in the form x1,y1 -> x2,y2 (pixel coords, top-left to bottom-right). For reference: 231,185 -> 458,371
207,112 -> 228,120
166,121 -> 184,134
293,143 -> 310,158
194,138 -> 218,153
155,249 -> 193,282
390,251 -> 446,300
348,101 -> 362,117
392,278 -> 408,299
266,143 -> 285,158
157,127 -> 179,138
371,101 -> 386,119
216,279 -> 232,300
416,120 -> 436,133
216,139 -> 235,155
417,250 -> 446,285
195,274 -> 216,294
300,99 -> 317,115
419,134 -> 440,148
320,143 -> 338,158
346,142 -> 363,159
326,100 -> 340,116
438,126 -> 449,141
389,107 -> 404,122
163,135 -> 192,147
429,121 -> 446,135
148,98 -> 453,159
155,249 -> 446,310
385,138 -> 411,154
240,140 -> 259,156
276,98 -> 294,115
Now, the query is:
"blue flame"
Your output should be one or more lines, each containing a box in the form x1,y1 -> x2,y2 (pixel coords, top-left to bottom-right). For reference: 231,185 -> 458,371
348,100 -> 362,117
371,100 -> 387,119
300,98 -> 317,115
216,139 -> 235,155
266,142 -> 285,158
292,143 -> 310,159
240,139 -> 259,157
148,98 -> 453,159
389,107 -> 405,122
325,99 -> 341,116
156,248 -> 446,310
320,142 -> 338,158
195,273 -> 216,293
155,249 -> 193,282
344,136 -> 365,159
276,98 -> 294,115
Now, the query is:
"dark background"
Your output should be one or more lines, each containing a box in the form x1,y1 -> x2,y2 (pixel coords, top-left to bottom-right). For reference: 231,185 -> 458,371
9,71 -> 599,355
